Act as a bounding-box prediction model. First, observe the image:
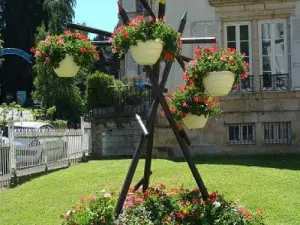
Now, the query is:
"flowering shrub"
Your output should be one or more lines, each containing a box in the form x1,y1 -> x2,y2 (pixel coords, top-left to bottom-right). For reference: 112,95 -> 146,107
31,30 -> 99,69
185,44 -> 249,89
61,191 -> 116,225
166,85 -> 221,121
111,15 -> 182,62
61,185 -> 265,225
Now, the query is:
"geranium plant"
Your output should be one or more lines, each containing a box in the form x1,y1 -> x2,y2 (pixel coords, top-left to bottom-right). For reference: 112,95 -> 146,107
31,30 -> 99,71
166,85 -> 221,121
61,185 -> 265,225
184,44 -> 249,94
111,15 -> 182,62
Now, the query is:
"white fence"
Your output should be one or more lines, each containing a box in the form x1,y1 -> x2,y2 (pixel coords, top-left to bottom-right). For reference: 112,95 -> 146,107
0,118 -> 91,188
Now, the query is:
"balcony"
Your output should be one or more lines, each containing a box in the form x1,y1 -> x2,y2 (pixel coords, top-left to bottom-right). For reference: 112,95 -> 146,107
260,74 -> 290,92
231,75 -> 254,94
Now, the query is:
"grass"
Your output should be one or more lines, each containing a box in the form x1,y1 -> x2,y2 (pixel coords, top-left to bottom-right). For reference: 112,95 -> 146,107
0,155 -> 299,225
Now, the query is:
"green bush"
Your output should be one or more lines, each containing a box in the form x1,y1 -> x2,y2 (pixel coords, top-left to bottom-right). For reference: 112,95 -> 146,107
86,72 -> 116,109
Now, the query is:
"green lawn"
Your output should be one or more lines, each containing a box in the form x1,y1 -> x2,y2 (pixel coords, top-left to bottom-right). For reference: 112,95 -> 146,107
0,155 -> 299,225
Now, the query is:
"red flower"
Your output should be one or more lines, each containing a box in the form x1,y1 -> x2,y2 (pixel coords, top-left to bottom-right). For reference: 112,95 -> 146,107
183,72 -> 189,81
193,96 -> 200,103
241,72 -> 248,79
123,200 -> 134,207
80,47 -> 87,53
136,15 -> 144,21
95,52 -> 100,60
193,46 -> 200,58
245,62 -> 249,69
178,85 -> 185,92
129,20 -> 137,27
65,30 -> 73,37
182,102 -> 188,108
157,183 -> 165,190
30,47 -> 36,53
163,217 -> 170,223
34,50 -> 42,57
164,52 -> 174,61
220,55 -> 227,61
188,79 -> 194,87
180,112 -> 186,118
122,31 -> 129,38
208,192 -> 217,201
232,83 -> 238,89
56,38 -> 64,45
175,211 -> 185,219
170,107 -> 176,114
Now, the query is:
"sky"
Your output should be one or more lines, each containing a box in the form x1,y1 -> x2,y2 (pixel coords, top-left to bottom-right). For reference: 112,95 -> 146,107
74,0 -> 119,38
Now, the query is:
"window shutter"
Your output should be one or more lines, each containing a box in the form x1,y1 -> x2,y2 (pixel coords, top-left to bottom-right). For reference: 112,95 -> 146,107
122,0 -> 136,13
192,21 -> 221,48
290,16 -> 300,90
125,52 -> 138,76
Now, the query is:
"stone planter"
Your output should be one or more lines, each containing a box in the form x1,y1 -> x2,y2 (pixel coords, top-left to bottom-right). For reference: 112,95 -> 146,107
203,71 -> 235,96
130,40 -> 163,65
182,114 -> 208,129
54,54 -> 80,77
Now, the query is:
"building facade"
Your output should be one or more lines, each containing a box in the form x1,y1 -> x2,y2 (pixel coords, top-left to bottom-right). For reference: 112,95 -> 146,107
119,0 -> 300,156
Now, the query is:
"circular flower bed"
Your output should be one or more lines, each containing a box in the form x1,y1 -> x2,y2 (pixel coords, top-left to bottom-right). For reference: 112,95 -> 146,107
61,185 -> 265,225
31,30 -> 99,77
111,15 -> 182,64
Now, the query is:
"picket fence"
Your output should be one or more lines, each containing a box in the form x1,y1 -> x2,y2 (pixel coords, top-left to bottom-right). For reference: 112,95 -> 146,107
0,118 -> 91,189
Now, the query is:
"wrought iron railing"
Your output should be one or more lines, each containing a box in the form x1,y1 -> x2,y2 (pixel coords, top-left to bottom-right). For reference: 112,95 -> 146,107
231,75 -> 254,93
92,85 -> 152,119
226,123 -> 256,145
260,74 -> 290,92
262,122 -> 291,144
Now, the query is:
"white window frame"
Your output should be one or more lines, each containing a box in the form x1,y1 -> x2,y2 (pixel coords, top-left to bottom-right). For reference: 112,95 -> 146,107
258,19 -> 288,75
262,122 -> 291,144
224,22 -> 253,92
227,123 -> 256,145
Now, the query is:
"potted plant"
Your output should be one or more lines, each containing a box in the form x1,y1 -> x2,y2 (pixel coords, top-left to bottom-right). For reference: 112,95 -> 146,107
31,30 -> 99,77
111,15 -> 182,65
184,44 -> 248,96
166,85 -> 221,129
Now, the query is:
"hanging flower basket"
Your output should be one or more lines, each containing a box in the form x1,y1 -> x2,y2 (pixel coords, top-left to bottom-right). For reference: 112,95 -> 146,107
111,15 -> 182,65
31,30 -> 99,78
182,114 -> 208,129
130,40 -> 164,65
184,45 -> 249,96
165,86 -> 221,130
203,71 -> 235,96
53,54 -> 80,77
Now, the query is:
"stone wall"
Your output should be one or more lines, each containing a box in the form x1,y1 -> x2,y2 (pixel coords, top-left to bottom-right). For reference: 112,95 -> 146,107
154,91 -> 300,157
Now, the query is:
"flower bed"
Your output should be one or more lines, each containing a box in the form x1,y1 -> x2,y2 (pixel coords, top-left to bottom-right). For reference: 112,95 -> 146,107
61,185 -> 265,225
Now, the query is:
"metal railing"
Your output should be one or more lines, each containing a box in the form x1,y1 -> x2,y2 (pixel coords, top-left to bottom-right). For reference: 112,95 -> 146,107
260,74 -> 290,92
231,75 -> 254,93
262,122 -> 291,144
227,123 -> 256,145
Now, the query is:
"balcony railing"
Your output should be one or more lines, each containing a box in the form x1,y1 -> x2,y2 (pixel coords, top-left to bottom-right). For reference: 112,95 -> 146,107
260,74 -> 290,92
231,75 -> 254,94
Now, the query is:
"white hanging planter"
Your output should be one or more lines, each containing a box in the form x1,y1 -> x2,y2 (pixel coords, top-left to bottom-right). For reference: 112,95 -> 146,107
203,71 -> 235,96
182,114 -> 208,129
54,54 -> 80,78
130,40 -> 164,65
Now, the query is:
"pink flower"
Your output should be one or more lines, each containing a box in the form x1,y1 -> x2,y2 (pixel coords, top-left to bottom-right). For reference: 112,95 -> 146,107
207,56 -> 213,60
80,47 -> 87,53
157,183 -> 166,190
189,60 -> 198,66
34,51 -> 42,57
183,102 -> 188,108
56,38 -> 64,45
65,30 -> 73,37
108,37 -> 113,43
241,72 -> 248,79
220,55 -> 227,61
30,47 -> 36,53
129,20 -> 137,27
124,200 -> 134,207
133,197 -> 144,204
136,15 -> 144,21
112,48 -> 116,53
183,72 -> 189,81
45,36 -> 51,43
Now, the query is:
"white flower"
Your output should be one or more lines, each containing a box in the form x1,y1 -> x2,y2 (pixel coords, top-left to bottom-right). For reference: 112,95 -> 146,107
101,189 -> 106,193
104,193 -> 112,198
213,201 -> 221,208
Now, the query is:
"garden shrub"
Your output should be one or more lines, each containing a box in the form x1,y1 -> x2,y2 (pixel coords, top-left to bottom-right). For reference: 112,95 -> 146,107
61,185 -> 265,225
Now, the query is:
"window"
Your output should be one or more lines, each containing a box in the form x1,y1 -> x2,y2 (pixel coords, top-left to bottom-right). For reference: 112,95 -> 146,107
262,122 -> 291,144
227,123 -> 256,145
259,20 -> 289,91
224,23 -> 253,92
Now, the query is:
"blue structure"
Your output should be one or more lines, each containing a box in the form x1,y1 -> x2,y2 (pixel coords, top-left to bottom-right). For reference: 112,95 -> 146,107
0,48 -> 32,63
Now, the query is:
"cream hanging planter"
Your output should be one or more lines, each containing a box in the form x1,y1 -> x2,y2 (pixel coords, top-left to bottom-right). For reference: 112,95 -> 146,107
203,71 -> 235,97
130,40 -> 164,65
54,54 -> 80,78
182,114 -> 208,129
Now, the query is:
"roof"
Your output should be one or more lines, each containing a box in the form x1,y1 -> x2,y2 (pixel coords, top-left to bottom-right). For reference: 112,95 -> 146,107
12,122 -> 54,129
